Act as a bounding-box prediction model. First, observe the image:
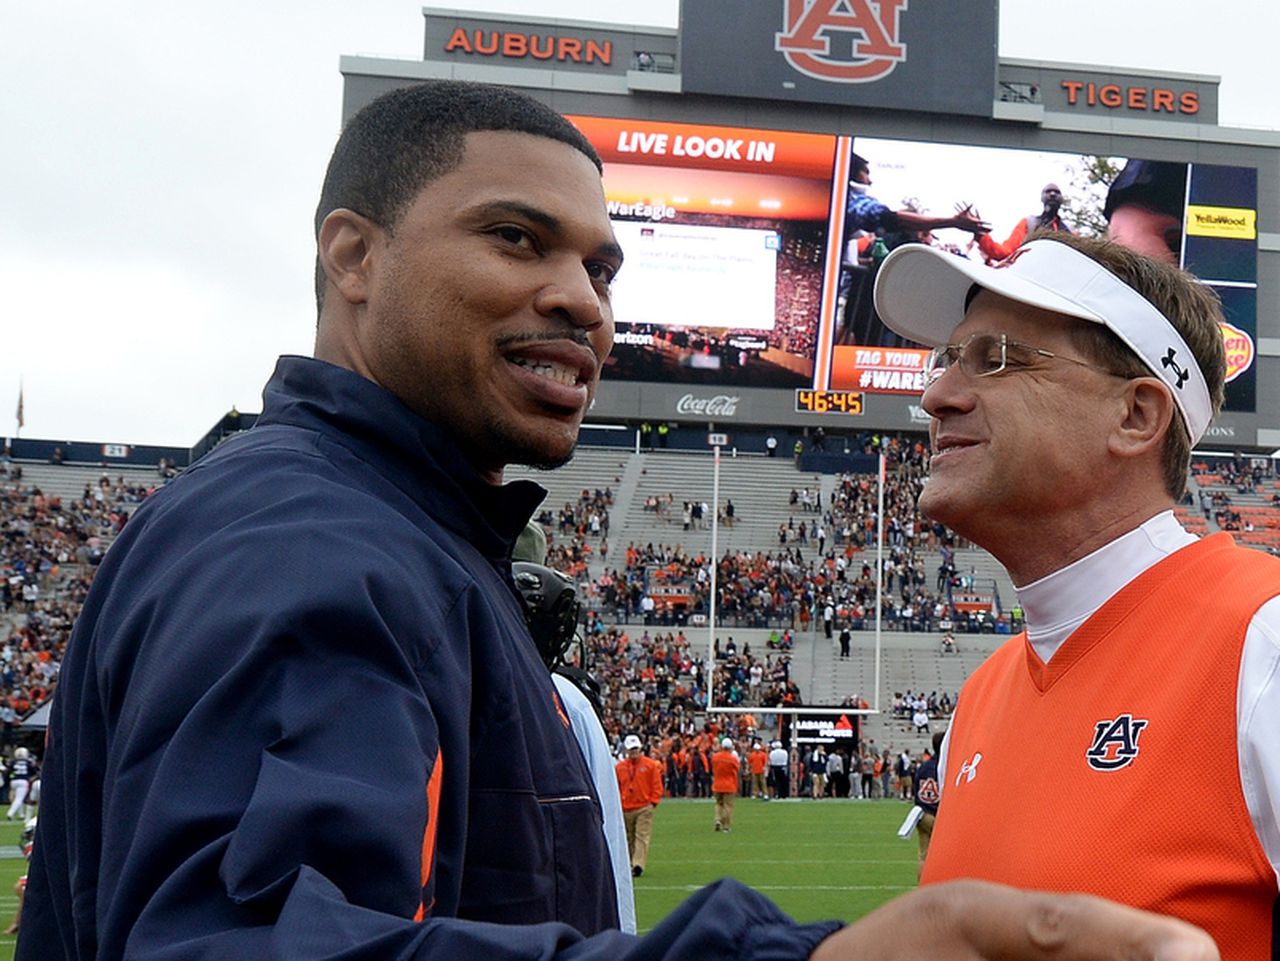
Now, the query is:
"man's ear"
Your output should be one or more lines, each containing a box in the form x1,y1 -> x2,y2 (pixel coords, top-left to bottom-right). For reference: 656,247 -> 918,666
317,209 -> 382,306
1109,377 -> 1176,459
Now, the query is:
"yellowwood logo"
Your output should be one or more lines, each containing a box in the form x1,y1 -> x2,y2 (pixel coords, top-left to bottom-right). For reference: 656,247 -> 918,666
1185,205 -> 1256,240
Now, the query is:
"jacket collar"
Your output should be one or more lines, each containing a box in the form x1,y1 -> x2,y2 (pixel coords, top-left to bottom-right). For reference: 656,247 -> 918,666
256,356 -> 546,559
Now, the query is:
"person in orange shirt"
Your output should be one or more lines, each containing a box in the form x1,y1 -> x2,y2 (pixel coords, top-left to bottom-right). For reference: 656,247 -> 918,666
746,741 -> 768,799
975,183 -> 1070,264
711,738 -> 741,833
614,734 -> 664,877
667,739 -> 690,798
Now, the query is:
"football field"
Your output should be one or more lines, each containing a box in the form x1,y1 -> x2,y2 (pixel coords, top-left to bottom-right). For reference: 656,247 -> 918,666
636,797 -> 919,932
0,798 -> 920,957
0,820 -> 22,961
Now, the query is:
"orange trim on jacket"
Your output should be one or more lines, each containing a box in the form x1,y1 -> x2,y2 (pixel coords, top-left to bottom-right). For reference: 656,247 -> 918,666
413,749 -> 445,922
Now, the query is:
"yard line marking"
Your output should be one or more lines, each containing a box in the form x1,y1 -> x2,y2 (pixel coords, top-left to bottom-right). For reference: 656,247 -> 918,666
656,858 -> 919,865
640,884 -> 915,893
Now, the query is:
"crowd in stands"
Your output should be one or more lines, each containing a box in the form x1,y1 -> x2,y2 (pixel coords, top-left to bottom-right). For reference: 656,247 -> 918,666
1191,456 -> 1280,548
581,619 -> 707,753
576,614 -> 822,790
891,689 -> 956,730
711,634 -> 802,708
10,433 -> 1280,817
1196,453 -> 1276,494
591,441 -> 975,636
0,434 -> 989,778
538,486 -> 614,578
578,603 -> 954,801
0,461 -> 164,732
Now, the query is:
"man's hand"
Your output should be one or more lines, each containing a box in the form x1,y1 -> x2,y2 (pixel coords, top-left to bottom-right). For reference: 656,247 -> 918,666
810,881 -> 1217,961
950,204 -> 991,235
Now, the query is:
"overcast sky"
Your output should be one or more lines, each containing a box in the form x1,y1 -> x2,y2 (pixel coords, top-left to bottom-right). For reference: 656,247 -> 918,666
5,0 -> 1278,448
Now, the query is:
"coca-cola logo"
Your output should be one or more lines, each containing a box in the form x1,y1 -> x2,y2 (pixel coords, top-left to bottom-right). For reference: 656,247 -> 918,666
676,393 -> 740,417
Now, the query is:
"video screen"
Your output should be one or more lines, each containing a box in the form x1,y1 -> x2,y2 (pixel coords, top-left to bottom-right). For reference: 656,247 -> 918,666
828,137 -> 1259,411
570,116 -> 842,388
570,114 -> 1259,412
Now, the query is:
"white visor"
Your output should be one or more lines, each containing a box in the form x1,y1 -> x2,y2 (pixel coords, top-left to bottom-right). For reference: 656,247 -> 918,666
872,240 -> 1213,443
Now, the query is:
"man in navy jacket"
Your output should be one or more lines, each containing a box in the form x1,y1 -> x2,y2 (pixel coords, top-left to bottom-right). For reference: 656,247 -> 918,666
18,81 -> 1216,961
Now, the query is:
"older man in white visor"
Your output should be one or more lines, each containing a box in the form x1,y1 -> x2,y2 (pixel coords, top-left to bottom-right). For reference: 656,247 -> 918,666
873,234 -> 1280,961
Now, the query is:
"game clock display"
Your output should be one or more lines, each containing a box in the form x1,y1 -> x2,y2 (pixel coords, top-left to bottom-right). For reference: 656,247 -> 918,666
795,389 -> 864,415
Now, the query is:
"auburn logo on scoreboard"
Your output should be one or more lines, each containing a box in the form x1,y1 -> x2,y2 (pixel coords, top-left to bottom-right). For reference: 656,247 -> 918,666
774,0 -> 907,83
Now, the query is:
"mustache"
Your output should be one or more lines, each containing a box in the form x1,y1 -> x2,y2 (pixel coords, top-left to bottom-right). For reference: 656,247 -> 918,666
496,330 -> 593,349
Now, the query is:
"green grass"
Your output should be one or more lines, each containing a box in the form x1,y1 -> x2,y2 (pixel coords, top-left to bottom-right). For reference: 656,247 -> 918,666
635,797 -> 920,932
0,819 -> 25,961
0,799 -> 919,957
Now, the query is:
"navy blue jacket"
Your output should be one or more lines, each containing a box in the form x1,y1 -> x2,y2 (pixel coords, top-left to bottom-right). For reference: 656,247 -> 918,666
913,757 -> 941,817
19,357 -> 839,961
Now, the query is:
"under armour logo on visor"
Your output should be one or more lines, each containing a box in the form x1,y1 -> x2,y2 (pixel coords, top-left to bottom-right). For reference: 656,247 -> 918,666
1161,348 -> 1189,389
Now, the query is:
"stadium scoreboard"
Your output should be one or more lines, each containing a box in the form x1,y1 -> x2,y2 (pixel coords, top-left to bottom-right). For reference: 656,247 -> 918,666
338,4 -> 1279,451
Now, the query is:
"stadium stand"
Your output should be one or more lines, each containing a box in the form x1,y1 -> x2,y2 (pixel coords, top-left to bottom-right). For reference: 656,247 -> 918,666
0,459 -> 169,742
1189,454 -> 1280,552
4,440 -> 1276,790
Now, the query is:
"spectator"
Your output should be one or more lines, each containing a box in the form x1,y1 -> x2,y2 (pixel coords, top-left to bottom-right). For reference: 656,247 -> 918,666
615,735 -> 665,877
768,739 -> 790,799
809,745 -> 827,798
711,737 -> 740,832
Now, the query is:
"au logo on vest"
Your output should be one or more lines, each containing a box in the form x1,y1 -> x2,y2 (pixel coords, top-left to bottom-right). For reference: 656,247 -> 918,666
1086,714 -> 1148,771
774,0 -> 907,83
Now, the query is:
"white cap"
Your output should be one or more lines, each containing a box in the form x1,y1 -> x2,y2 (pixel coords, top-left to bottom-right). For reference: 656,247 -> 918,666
873,240 -> 1213,444
721,737 -> 734,749
771,740 -> 782,749
623,734 -> 642,751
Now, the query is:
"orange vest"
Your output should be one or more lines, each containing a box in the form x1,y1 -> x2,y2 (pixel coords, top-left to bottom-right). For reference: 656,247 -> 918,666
923,534 -> 1279,960
711,750 -> 741,794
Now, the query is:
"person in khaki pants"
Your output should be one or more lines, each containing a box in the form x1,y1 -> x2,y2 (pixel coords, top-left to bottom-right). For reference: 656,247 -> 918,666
615,734 -> 664,876
711,738 -> 741,833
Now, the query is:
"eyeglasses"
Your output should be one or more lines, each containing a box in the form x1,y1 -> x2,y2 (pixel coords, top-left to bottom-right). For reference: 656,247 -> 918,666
924,332 -> 1123,384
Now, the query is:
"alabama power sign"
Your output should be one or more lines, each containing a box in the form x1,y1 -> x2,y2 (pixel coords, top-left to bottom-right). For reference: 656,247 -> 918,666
681,0 -> 998,116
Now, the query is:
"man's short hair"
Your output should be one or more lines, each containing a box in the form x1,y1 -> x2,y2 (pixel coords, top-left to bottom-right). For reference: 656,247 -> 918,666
1029,231 -> 1227,499
313,80 -> 602,311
